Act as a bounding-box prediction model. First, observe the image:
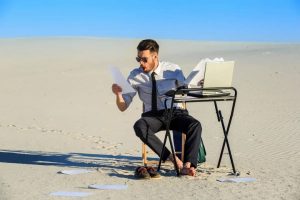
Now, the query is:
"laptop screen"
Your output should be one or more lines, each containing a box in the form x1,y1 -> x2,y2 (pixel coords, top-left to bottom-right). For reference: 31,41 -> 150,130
203,61 -> 235,88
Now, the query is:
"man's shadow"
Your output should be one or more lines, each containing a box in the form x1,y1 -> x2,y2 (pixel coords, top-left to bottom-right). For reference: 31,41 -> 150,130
0,149 -> 159,179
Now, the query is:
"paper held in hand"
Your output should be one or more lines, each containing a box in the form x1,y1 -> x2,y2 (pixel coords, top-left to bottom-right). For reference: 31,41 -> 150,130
109,66 -> 135,94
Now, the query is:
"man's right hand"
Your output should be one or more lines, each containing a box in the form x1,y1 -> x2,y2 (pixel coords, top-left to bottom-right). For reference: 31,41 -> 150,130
111,83 -> 127,112
112,83 -> 122,95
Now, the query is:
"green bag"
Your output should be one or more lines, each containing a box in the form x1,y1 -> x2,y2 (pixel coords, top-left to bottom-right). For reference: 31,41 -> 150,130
198,140 -> 206,163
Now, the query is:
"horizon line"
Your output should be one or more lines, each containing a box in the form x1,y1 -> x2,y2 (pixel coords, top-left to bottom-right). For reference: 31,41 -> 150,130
0,35 -> 299,45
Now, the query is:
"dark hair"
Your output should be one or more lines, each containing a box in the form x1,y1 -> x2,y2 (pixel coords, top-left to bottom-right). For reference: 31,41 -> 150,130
137,39 -> 159,53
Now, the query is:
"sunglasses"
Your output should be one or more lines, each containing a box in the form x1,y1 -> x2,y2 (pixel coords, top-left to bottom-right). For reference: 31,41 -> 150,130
136,56 -> 149,63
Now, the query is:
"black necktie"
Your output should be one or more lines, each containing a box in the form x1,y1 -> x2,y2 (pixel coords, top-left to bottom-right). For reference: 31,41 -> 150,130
151,72 -> 157,112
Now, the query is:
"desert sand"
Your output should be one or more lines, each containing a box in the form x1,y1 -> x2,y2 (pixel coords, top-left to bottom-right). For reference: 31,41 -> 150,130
0,37 -> 299,199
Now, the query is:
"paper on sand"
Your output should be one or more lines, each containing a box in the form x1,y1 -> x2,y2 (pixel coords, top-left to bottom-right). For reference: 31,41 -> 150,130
88,184 -> 128,190
58,169 -> 95,175
217,177 -> 256,183
50,191 -> 92,197
109,66 -> 135,94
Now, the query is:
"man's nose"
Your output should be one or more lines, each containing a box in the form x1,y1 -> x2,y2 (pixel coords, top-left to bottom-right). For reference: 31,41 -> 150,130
139,60 -> 146,64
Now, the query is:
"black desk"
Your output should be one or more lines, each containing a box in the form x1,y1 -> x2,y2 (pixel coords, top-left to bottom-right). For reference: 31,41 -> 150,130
157,87 -> 238,176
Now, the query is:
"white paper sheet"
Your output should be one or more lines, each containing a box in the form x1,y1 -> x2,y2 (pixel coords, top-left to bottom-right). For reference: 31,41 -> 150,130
217,177 -> 256,183
109,66 -> 135,94
58,169 -> 95,175
88,184 -> 128,190
50,191 -> 92,197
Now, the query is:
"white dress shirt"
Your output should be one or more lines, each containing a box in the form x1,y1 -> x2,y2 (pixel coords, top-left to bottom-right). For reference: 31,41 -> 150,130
123,61 -> 185,112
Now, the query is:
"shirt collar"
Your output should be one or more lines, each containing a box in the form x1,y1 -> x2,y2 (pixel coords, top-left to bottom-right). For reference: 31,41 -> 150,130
152,61 -> 161,75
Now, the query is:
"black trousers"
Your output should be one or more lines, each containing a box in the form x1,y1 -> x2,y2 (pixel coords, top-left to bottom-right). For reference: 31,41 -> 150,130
134,109 -> 202,168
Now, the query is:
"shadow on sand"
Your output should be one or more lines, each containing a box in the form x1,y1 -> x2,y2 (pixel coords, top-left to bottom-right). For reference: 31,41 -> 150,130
0,149 -> 163,179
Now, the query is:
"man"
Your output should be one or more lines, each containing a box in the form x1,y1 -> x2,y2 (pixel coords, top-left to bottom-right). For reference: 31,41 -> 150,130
111,39 -> 202,176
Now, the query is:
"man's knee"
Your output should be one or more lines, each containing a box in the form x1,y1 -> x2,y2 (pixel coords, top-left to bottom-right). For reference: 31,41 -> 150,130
191,120 -> 202,135
196,120 -> 202,132
133,119 -> 146,138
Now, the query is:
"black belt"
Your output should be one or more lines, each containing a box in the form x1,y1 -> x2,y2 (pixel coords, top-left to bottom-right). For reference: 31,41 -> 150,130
142,108 -> 188,118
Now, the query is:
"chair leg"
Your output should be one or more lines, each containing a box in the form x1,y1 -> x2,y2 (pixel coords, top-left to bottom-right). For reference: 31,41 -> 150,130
142,143 -> 160,166
142,143 -> 147,166
142,133 -> 186,167
181,134 -> 186,161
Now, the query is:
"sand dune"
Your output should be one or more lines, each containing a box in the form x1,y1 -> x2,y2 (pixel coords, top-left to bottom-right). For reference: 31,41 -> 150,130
0,37 -> 299,199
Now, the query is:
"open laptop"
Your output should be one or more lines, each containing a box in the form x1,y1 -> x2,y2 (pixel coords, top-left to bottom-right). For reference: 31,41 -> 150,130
188,61 -> 235,97
203,61 -> 235,88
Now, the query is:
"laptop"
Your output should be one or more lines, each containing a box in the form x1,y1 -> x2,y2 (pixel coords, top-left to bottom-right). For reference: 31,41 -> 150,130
203,61 -> 235,88
188,61 -> 235,97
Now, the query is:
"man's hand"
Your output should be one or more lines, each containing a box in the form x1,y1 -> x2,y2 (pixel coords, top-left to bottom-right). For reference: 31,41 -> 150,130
111,83 -> 127,112
112,83 -> 122,95
198,79 -> 204,87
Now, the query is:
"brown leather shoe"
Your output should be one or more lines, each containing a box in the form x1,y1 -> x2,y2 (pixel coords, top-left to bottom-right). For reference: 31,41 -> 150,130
135,167 -> 151,179
146,167 -> 161,179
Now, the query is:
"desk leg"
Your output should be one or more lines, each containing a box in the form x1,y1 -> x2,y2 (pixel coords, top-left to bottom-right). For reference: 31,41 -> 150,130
157,129 -> 181,176
168,130 -> 180,176
217,111 -> 236,174
157,109 -> 181,176
157,130 -> 168,172
214,100 -> 237,174
214,101 -> 220,122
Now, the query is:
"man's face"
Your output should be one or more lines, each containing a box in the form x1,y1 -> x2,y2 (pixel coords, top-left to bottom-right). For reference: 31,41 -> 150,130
136,50 -> 158,73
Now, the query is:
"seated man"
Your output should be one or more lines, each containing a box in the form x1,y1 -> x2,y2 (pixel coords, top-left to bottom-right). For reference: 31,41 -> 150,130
111,39 -> 202,176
